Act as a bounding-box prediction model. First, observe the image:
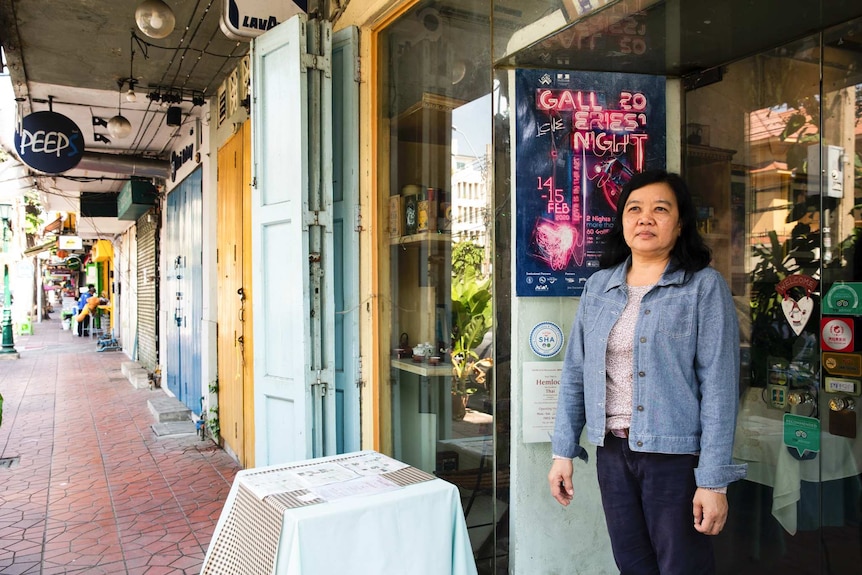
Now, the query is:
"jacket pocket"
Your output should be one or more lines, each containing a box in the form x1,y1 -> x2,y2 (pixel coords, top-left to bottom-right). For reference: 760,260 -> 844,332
580,300 -> 604,334
658,300 -> 693,337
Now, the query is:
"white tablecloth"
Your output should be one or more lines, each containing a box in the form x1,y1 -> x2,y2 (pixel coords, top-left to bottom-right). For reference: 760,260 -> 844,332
733,388 -> 862,534
201,451 -> 478,575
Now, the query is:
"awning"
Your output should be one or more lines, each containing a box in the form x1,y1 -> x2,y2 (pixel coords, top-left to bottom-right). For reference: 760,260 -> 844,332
23,236 -> 58,256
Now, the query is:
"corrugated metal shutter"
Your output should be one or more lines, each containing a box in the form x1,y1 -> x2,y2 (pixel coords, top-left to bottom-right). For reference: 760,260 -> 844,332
136,214 -> 158,372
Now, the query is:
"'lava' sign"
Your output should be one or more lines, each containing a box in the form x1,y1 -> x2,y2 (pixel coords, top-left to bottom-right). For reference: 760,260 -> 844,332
220,0 -> 307,41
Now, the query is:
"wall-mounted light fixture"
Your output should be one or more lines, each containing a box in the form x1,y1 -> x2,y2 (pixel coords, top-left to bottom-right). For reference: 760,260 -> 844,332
135,0 -> 176,40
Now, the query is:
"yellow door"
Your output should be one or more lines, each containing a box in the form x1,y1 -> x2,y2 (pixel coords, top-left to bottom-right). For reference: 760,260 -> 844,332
217,120 -> 254,466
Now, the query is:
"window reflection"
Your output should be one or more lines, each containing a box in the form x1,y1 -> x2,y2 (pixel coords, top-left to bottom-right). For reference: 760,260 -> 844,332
377,2 -> 505,571
686,18 -> 862,574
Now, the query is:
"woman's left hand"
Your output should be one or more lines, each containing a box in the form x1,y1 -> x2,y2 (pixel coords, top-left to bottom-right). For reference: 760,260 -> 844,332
692,488 -> 728,535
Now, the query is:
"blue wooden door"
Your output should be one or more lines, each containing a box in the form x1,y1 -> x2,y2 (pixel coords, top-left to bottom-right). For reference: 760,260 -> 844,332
332,26 -> 360,453
165,168 -> 203,413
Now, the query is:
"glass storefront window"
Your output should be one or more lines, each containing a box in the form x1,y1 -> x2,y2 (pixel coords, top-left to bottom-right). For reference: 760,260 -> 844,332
498,2 -> 862,572
375,2 -> 507,571
685,17 -> 862,575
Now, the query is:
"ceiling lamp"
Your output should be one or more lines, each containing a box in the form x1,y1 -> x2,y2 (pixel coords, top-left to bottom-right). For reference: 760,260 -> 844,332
108,79 -> 133,139
135,0 -> 176,39
123,32 -> 139,103
107,115 -> 132,139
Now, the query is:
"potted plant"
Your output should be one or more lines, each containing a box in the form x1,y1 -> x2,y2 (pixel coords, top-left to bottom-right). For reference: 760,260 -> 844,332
450,267 -> 492,420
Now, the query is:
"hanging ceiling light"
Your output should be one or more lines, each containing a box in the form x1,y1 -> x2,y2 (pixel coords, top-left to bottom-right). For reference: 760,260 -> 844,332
135,0 -> 176,39
123,33 -> 139,102
108,115 -> 132,139
108,80 -> 133,139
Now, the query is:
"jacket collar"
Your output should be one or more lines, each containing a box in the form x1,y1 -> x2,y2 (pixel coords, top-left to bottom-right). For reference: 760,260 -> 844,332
604,256 -> 689,292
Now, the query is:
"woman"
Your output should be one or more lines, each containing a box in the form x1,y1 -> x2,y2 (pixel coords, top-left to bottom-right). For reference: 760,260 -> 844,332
548,169 -> 745,574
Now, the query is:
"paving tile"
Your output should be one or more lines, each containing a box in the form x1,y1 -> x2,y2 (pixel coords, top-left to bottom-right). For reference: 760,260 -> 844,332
0,318 -> 242,573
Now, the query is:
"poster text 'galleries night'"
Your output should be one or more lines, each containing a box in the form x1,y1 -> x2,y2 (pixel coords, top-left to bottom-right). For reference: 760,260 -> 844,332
515,70 -> 666,297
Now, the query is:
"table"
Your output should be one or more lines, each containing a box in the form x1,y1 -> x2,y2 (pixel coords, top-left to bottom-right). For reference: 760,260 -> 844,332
733,388 -> 862,534
201,451 -> 477,575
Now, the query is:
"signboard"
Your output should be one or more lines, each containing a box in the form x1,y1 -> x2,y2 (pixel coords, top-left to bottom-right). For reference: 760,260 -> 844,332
822,352 -> 862,377
523,361 -> 563,443
822,282 -> 862,315
220,0 -> 306,41
14,111 -> 85,174
824,376 -> 861,395
529,321 -> 564,358
821,317 -> 855,352
59,236 -> 83,250
514,70 -> 666,296
783,413 -> 820,457
118,180 -> 158,221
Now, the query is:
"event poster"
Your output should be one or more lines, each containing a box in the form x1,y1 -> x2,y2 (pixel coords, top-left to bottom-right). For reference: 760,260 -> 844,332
515,70 -> 666,297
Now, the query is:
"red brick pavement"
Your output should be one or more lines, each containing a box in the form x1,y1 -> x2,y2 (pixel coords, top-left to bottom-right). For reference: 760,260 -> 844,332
0,317 -> 241,574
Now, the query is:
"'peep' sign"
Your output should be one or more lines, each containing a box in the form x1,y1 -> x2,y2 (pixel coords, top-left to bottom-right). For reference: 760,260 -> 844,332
14,111 -> 85,174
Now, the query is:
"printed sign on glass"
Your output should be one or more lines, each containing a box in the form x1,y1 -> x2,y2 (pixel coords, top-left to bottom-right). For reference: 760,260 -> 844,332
515,70 -> 666,296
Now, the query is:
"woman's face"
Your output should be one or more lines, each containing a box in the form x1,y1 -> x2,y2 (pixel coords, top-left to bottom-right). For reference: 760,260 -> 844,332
622,182 -> 681,262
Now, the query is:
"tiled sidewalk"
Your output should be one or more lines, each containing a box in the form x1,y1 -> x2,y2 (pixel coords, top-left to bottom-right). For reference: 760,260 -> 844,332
0,317 -> 241,574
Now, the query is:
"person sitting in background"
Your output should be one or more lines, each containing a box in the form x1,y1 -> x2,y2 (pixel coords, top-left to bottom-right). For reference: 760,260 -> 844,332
76,285 -> 95,337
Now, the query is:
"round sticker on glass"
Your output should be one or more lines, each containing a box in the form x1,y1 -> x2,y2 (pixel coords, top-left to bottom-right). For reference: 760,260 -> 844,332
530,321 -> 564,358
821,317 -> 854,352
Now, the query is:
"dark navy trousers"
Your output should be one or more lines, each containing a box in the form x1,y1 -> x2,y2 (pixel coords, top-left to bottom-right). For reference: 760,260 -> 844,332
596,434 -> 715,575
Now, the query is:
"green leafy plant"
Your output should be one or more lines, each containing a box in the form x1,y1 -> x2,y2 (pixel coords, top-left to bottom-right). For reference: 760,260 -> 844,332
207,406 -> 221,439
450,267 -> 492,397
451,240 -> 484,278
22,190 -> 43,247
749,230 -> 819,383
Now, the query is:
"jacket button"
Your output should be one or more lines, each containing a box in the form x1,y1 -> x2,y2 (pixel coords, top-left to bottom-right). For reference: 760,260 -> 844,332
644,309 -> 651,315
637,405 -> 644,411
637,441 -> 643,447
638,371 -> 645,377
640,337 -> 646,343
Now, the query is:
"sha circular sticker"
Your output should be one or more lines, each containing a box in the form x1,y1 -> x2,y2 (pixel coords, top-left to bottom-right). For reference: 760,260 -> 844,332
530,321 -> 564,358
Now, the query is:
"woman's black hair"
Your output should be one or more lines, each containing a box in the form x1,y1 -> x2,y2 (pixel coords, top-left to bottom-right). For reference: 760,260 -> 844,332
598,169 -> 711,272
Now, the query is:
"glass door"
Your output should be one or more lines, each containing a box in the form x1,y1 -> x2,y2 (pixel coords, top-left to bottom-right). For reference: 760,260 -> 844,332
685,18 -> 862,574
375,2 -> 507,572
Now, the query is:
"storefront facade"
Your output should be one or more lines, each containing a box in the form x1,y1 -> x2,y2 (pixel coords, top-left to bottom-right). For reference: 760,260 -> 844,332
331,0 -> 862,573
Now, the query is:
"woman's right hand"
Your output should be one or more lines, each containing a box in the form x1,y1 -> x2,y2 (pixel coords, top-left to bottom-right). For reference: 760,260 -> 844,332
548,458 -> 574,506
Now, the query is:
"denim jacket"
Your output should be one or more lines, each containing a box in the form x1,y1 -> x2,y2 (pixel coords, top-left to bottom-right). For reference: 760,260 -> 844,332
551,258 -> 747,488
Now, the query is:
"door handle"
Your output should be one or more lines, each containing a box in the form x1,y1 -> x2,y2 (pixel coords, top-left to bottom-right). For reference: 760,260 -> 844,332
829,396 -> 855,412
